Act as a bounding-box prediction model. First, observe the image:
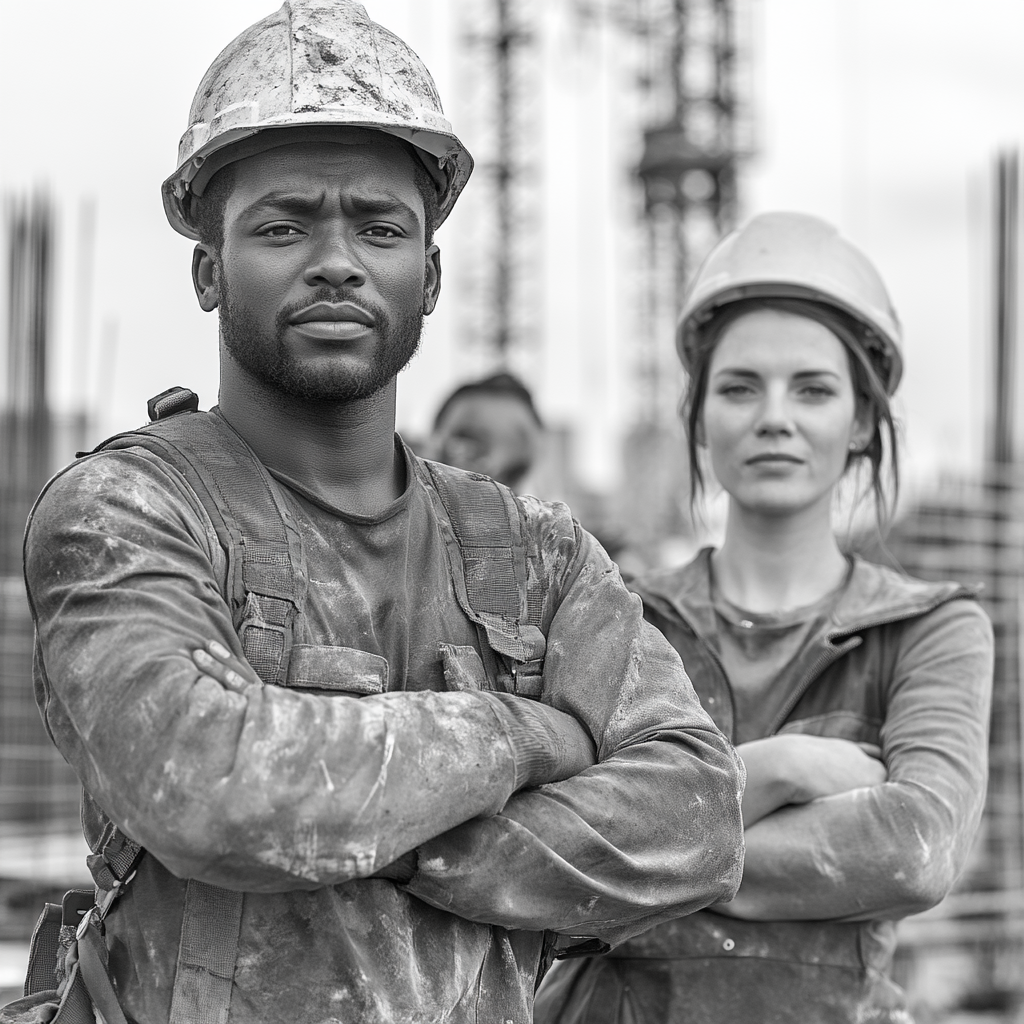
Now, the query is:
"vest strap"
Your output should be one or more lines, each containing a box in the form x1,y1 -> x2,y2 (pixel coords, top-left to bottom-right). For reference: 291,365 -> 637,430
167,879 -> 246,1024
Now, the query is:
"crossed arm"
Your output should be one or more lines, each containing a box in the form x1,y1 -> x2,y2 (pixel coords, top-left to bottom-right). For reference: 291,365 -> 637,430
716,600 -> 993,923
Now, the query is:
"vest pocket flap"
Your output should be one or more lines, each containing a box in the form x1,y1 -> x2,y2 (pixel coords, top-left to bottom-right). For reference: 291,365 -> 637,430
439,643 -> 487,692
286,644 -> 388,695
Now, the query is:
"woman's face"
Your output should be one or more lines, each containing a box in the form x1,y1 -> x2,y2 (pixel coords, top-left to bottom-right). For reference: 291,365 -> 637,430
701,308 -> 872,518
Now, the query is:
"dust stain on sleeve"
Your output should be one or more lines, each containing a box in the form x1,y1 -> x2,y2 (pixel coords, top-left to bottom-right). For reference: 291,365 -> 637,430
354,726 -> 396,819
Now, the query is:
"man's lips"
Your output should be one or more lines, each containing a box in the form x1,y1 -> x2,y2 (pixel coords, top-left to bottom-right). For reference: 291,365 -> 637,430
288,302 -> 376,341
289,302 -> 375,327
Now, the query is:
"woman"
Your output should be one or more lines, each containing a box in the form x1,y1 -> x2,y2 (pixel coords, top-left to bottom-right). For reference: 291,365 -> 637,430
535,212 -> 993,1024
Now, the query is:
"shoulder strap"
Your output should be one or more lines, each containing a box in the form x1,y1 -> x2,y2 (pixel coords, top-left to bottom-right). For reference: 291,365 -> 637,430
80,390 -> 307,1024
418,459 -> 537,656
96,403 -> 307,684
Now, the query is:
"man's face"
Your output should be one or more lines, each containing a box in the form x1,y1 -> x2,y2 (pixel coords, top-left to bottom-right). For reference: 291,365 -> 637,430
198,137 -> 440,403
432,393 -> 543,490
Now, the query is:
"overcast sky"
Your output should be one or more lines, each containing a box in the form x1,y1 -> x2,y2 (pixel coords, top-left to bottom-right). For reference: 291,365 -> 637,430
2,0 -> 1023,492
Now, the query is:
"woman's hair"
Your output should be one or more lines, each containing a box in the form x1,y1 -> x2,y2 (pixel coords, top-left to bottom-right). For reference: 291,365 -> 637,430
682,296 -> 900,532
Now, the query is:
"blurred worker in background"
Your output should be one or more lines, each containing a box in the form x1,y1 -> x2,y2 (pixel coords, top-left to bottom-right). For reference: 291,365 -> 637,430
3,3 -> 746,1024
428,371 -> 544,491
536,212 -> 994,1024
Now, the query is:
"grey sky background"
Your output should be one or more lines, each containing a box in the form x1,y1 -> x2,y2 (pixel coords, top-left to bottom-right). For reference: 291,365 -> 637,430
2,0 -> 1022,494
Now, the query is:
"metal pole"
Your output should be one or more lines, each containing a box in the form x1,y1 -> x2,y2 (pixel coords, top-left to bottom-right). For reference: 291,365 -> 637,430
992,149 -> 1018,466
494,0 -> 513,356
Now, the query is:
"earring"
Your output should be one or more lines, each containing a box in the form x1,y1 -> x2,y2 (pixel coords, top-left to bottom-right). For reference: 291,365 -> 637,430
848,442 -> 860,452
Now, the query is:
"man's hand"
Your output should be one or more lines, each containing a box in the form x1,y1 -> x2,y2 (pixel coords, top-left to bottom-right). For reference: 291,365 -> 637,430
192,640 -> 263,692
736,735 -> 887,827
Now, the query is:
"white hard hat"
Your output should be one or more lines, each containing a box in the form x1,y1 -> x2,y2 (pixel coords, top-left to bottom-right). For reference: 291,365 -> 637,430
678,212 -> 903,394
162,0 -> 474,239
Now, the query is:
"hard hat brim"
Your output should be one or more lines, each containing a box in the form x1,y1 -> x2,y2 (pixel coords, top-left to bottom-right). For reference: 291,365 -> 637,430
162,120 -> 473,241
678,281 -> 904,395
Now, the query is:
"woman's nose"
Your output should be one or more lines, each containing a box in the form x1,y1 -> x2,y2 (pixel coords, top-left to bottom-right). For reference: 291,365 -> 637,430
754,389 -> 795,436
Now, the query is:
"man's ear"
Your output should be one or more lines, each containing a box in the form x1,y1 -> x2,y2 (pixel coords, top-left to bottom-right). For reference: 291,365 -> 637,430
192,244 -> 221,312
423,244 -> 441,316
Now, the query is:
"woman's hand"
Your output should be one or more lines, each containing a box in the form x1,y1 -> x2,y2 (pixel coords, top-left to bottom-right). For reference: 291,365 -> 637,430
737,735 -> 887,827
191,640 -> 263,693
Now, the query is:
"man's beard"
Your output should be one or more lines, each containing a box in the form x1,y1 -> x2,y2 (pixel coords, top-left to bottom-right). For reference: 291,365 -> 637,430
220,282 -> 424,403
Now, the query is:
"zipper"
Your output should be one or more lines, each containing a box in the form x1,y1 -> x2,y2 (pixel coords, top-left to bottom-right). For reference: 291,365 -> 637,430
765,638 -> 860,736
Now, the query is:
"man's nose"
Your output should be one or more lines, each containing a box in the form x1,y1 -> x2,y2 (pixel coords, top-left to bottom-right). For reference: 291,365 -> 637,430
303,228 -> 367,289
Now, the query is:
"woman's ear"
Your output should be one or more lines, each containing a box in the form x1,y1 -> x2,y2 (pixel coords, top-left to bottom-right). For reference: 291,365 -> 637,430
192,245 -> 221,312
850,403 -> 875,453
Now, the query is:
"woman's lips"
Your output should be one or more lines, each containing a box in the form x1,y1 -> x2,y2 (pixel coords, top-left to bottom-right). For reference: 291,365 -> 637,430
746,453 -> 803,464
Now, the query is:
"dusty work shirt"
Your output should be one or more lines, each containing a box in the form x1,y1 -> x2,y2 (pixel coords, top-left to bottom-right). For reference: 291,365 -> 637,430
711,575 -> 848,743
19,435 -> 744,1024
537,547 -> 993,1024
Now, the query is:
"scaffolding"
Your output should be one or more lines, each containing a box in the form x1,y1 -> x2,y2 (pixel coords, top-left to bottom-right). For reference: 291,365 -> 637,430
863,152 -> 1024,1018
0,194 -> 83,847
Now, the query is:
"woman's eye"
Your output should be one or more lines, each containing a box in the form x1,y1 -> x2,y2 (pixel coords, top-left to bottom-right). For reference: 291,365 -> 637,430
800,385 -> 836,399
719,383 -> 753,397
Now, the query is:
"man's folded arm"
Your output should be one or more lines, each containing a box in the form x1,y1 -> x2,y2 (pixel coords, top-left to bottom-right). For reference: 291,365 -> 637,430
25,451 -> 594,892
403,527 -> 747,944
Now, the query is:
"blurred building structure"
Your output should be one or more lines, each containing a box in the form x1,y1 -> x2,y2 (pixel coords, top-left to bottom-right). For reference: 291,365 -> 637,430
858,152 -> 1024,1021
1,193 -> 86,850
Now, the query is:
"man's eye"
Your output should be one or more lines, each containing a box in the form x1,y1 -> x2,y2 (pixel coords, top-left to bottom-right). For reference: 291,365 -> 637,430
363,225 -> 403,239
259,224 -> 302,238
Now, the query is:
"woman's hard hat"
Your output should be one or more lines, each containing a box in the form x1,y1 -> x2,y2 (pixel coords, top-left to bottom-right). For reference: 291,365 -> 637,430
678,212 -> 903,394
162,0 -> 474,240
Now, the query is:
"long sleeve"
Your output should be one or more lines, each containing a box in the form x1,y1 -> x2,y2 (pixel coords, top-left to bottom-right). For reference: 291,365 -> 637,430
722,597 -> 993,921
406,525 -> 746,945
24,451 -> 593,892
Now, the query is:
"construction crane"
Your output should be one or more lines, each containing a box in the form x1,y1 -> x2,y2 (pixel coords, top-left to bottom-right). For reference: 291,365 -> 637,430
630,0 -> 748,428
457,0 -> 541,367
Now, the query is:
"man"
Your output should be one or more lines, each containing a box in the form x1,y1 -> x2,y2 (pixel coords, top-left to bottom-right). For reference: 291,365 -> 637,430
9,3 -> 743,1022
428,371 -> 545,490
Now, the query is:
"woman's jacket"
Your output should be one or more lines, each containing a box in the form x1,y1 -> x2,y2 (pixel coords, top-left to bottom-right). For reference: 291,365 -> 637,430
536,548 -> 993,1024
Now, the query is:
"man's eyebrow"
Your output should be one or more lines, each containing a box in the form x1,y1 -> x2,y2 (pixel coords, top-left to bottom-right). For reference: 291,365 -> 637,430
237,190 -> 421,223
347,194 -> 421,222
238,191 -> 327,218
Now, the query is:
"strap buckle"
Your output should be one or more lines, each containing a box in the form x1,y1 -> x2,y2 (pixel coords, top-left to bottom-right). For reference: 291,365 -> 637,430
73,869 -> 138,939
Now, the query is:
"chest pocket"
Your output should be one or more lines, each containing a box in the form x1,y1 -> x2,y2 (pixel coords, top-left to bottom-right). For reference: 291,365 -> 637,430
284,643 -> 387,696
438,624 -> 546,697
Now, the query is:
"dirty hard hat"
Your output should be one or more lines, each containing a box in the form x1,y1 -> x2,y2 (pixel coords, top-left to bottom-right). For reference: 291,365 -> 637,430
678,212 -> 903,394
162,0 -> 474,240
